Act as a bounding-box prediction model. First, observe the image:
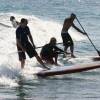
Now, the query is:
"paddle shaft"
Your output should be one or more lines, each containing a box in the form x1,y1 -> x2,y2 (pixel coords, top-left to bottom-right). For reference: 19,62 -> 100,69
36,42 -> 62,49
76,17 -> 100,56
36,42 -> 70,55
16,42 -> 63,53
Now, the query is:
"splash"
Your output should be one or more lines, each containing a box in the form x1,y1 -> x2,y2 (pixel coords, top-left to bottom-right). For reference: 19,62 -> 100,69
0,63 -> 20,87
0,76 -> 18,87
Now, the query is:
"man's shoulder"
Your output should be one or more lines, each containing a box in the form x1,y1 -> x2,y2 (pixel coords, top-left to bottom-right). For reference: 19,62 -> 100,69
25,26 -> 30,31
17,25 -> 21,28
16,26 -> 29,30
64,18 -> 70,21
42,44 -> 50,49
44,44 -> 49,47
16,26 -> 23,34
24,25 -> 28,28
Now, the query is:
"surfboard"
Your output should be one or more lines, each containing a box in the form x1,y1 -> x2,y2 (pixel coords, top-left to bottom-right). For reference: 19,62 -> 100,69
37,61 -> 100,77
63,56 -> 100,62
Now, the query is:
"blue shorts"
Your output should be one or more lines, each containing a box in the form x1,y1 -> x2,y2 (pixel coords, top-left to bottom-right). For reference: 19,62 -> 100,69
61,32 -> 73,47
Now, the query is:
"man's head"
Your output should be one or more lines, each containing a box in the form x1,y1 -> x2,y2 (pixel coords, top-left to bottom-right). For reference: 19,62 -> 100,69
50,37 -> 57,45
10,16 -> 15,21
70,13 -> 76,20
20,18 -> 28,27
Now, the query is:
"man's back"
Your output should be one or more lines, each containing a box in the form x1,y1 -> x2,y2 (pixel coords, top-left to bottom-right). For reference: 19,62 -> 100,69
16,26 -> 30,45
62,18 -> 74,32
41,44 -> 54,56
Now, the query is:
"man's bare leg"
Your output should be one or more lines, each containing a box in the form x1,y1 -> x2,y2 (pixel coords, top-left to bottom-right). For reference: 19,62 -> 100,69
63,46 -> 68,58
70,45 -> 75,58
21,59 -> 25,69
54,54 -> 60,66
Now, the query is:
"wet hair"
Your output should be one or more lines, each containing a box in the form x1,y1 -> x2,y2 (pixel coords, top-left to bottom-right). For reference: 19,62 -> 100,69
20,18 -> 28,24
10,16 -> 15,21
50,37 -> 57,44
70,13 -> 76,19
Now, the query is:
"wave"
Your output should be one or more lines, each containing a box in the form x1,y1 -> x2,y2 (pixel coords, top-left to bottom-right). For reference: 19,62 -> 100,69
0,12 -> 89,86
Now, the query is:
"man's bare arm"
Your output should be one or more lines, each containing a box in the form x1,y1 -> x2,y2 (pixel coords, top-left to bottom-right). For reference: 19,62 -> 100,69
72,24 -> 86,35
28,33 -> 36,48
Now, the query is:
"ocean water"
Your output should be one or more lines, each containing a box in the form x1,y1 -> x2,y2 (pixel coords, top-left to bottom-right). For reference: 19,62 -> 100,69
0,0 -> 100,100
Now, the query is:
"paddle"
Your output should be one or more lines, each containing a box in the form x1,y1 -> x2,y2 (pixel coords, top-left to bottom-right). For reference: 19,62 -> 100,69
0,23 -> 12,28
36,42 -> 63,49
76,16 -> 100,56
36,42 -> 70,56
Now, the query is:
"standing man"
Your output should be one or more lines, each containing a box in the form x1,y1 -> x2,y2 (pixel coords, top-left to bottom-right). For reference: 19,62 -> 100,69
61,13 -> 84,57
16,18 -> 48,69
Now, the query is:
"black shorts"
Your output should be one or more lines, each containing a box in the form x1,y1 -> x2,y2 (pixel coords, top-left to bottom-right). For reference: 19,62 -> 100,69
61,32 -> 73,47
17,42 -> 37,61
17,47 -> 26,61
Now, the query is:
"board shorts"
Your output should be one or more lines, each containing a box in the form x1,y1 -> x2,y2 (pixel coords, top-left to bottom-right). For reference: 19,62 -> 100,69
61,32 -> 73,47
17,42 -> 37,61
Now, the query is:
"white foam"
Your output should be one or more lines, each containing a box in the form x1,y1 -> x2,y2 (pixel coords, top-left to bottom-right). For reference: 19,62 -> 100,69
0,76 -> 18,87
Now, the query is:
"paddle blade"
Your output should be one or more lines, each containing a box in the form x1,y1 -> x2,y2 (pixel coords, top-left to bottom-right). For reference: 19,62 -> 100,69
97,50 -> 100,56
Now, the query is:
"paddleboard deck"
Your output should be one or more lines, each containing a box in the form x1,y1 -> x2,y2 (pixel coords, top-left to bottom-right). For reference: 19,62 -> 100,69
62,56 -> 100,63
37,61 -> 100,77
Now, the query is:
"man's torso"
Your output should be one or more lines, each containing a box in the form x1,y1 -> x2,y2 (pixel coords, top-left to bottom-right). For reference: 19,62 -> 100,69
16,26 -> 30,46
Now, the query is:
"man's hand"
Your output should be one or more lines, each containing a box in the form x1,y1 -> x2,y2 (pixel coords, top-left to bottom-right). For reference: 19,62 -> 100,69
84,32 -> 87,35
33,44 -> 36,49
22,48 -> 26,52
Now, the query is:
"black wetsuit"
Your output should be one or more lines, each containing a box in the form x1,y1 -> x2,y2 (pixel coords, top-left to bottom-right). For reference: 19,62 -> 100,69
16,26 -> 37,61
40,43 -> 64,60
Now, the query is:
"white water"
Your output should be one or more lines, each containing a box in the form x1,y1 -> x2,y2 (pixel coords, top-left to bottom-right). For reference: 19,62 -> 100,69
0,13 -> 87,87
0,13 -> 61,87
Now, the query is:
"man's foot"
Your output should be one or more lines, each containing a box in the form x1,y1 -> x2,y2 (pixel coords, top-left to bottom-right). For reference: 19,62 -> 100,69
65,52 -> 70,55
63,54 -> 66,58
54,63 -> 61,66
44,66 -> 50,70
71,54 -> 76,58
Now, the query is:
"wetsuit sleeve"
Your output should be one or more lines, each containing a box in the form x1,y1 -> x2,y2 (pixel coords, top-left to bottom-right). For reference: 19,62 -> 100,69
54,46 -> 64,53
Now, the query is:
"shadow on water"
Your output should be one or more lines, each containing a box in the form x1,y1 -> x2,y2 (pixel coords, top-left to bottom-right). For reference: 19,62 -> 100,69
16,76 -> 27,100
16,76 -> 33,100
15,75 -> 45,100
